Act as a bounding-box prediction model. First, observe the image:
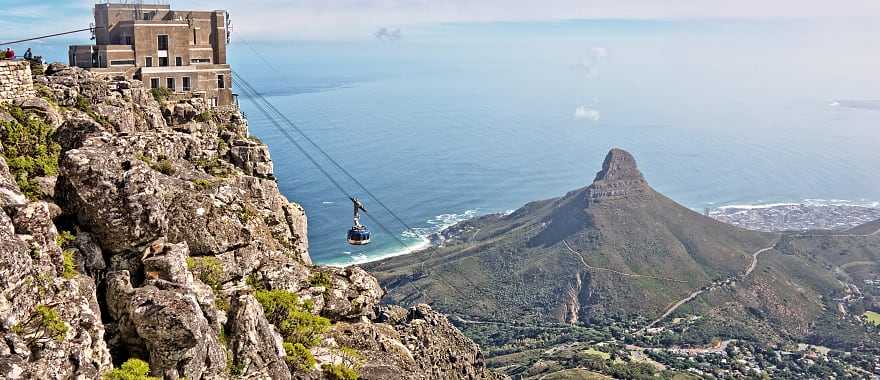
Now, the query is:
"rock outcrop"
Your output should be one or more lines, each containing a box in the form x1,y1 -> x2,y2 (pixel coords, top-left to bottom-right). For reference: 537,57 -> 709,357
586,148 -> 650,202
0,64 -> 499,379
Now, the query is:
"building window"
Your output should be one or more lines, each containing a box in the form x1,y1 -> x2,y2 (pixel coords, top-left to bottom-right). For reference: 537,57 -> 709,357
124,36 -> 132,45
182,77 -> 191,91
159,57 -> 169,67
150,78 -> 159,89
110,60 -> 135,66
193,30 -> 198,45
157,35 -> 168,51
143,12 -> 151,21
167,78 -> 176,91
175,57 -> 182,66
217,75 -> 225,89
145,57 -> 153,67
191,58 -> 211,64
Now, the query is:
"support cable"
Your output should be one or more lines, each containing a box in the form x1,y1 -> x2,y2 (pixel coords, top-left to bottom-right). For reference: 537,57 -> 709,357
0,27 -> 99,46
236,40 -> 421,237
232,73 -> 411,250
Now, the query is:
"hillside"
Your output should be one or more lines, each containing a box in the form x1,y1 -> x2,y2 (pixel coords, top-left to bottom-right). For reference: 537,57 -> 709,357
0,62 -> 500,379
367,149 -> 781,323
366,149 -> 880,377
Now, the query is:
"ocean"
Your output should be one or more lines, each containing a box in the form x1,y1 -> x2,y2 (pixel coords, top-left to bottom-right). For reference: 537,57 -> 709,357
46,19 -> 880,266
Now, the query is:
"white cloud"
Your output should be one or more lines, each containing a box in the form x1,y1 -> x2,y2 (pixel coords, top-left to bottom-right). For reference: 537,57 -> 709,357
574,106 -> 601,122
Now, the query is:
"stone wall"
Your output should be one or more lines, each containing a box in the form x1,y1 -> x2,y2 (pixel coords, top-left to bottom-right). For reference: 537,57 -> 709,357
0,60 -> 35,104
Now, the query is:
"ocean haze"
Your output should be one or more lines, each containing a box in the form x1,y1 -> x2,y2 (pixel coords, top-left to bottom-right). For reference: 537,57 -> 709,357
222,19 -> 880,265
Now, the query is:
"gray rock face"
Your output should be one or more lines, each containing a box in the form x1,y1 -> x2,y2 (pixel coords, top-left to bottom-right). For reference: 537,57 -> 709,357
0,63 -> 499,380
227,292 -> 291,380
0,156 -> 112,379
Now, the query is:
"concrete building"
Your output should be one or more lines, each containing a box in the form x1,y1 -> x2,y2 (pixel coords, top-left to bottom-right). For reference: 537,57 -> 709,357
69,1 -> 233,105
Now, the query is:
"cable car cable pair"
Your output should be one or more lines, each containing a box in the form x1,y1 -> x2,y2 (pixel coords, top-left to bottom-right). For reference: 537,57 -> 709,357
232,72 -> 405,247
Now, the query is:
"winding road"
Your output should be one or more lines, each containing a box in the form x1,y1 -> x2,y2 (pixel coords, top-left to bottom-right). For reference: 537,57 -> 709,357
646,224 -> 880,329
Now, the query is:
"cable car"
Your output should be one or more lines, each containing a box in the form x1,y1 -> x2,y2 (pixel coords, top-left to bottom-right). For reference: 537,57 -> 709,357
347,197 -> 371,245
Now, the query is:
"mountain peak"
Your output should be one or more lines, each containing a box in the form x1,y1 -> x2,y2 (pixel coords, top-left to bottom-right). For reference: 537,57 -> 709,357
587,148 -> 650,202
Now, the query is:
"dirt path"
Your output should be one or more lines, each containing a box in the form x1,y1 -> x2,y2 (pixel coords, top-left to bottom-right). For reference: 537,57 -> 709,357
562,240 -> 689,284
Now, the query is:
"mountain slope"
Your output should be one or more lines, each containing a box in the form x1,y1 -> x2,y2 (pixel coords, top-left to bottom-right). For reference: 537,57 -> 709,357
367,149 -> 780,324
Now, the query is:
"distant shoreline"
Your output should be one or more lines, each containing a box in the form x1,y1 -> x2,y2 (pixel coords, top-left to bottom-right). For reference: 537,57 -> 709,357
328,199 -> 880,267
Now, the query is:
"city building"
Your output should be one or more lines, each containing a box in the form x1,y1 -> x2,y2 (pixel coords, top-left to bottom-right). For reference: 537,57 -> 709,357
69,1 -> 233,105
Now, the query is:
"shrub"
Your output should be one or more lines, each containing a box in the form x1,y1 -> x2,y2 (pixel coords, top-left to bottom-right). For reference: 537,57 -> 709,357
150,87 -> 173,103
153,159 -> 175,175
0,105 -> 61,200
55,230 -> 76,248
194,111 -> 215,123
103,358 -> 159,380
186,256 -> 225,290
321,363 -> 359,380
284,342 -> 316,371
254,289 -> 331,348
309,272 -> 333,290
35,304 -> 68,342
193,178 -> 213,189
61,250 -> 77,279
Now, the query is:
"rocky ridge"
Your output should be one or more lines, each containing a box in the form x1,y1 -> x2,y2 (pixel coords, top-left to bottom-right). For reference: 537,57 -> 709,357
0,63 -> 499,379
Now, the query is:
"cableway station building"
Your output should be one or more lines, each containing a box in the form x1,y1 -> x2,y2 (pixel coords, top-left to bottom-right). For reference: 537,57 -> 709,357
69,1 -> 233,105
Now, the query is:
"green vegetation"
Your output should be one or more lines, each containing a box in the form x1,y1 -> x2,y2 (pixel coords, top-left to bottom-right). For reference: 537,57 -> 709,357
103,358 -> 159,380
0,104 -> 61,200
236,205 -> 256,223
197,157 -> 234,177
55,230 -> 76,249
284,342 -> 316,371
186,256 -> 224,290
61,250 -> 77,279
35,304 -> 68,342
134,153 -> 176,175
309,271 -> 333,290
194,111 -> 215,123
192,178 -> 213,190
864,311 -> 880,326
150,87 -> 173,103
321,363 -> 359,380
254,289 -> 330,348
75,95 -> 111,127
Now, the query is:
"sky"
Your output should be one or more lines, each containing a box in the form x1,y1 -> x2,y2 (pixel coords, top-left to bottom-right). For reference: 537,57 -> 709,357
2,0 -> 880,42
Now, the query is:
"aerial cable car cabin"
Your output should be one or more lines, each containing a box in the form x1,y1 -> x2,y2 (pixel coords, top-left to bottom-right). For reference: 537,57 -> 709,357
347,197 -> 371,245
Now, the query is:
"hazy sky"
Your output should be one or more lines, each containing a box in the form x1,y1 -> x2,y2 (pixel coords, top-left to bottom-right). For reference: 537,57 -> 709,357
2,0 -> 880,41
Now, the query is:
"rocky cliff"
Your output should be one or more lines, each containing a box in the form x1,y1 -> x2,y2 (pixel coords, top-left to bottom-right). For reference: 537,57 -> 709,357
0,64 -> 500,380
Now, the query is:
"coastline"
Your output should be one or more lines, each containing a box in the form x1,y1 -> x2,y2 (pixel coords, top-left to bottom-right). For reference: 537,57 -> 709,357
324,198 -> 880,267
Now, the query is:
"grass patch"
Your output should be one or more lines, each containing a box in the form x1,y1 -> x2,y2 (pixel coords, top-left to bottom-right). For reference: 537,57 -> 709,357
55,230 -> 76,249
321,363 -> 359,380
33,304 -> 68,342
103,358 -> 159,380
0,104 -> 61,200
583,348 -> 611,360
864,311 -> 880,326
61,250 -> 77,279
193,178 -> 213,189
186,256 -> 225,290
309,271 -> 333,289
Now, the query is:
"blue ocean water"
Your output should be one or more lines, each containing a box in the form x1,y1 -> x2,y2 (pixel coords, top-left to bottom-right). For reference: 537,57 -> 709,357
220,20 -> 880,265
27,20 -> 880,265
